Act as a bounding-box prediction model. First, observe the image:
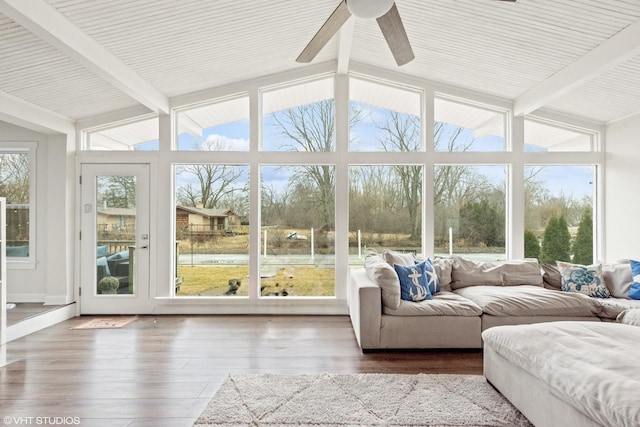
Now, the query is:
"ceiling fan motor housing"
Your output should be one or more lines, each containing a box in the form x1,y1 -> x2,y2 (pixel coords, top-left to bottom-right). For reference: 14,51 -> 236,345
347,0 -> 395,19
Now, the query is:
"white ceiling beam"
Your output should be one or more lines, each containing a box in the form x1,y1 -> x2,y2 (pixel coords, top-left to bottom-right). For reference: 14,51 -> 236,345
514,19 -> 640,117
0,0 -> 169,115
0,90 -> 75,134
76,105 -> 154,131
337,17 -> 355,75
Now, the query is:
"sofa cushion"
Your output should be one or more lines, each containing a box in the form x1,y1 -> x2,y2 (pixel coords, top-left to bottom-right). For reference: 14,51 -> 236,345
383,291 -> 482,317
454,285 -> 602,317
602,262 -> 632,299
557,262 -> 611,298
541,263 -> 562,290
394,261 -> 433,302
96,256 -> 111,277
617,309 -> 640,327
450,257 -> 543,290
364,254 -> 401,310
7,245 -> 29,257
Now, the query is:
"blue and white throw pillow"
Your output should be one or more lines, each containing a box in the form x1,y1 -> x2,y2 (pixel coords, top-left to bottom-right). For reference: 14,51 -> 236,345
628,260 -> 640,300
421,258 -> 440,294
394,260 -> 433,302
557,261 -> 610,298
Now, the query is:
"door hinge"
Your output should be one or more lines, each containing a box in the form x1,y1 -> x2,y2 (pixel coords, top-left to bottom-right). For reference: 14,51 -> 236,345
79,231 -> 82,240
79,287 -> 81,296
79,175 -> 82,185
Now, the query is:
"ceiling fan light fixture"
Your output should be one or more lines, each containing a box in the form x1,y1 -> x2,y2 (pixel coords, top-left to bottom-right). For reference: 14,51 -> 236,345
347,0 -> 395,19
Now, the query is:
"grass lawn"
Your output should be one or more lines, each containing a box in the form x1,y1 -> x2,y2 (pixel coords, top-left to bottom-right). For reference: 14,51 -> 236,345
177,265 -> 335,297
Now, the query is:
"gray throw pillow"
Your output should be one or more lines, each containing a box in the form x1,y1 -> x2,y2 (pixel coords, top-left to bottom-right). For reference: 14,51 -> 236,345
382,249 -> 419,266
364,253 -> 401,309
432,257 -> 453,292
541,263 -> 562,290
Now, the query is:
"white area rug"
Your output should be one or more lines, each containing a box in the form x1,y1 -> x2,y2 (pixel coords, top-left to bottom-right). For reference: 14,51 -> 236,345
195,373 -> 533,426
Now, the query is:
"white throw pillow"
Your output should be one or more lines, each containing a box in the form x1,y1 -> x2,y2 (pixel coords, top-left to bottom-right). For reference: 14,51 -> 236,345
602,262 -> 632,299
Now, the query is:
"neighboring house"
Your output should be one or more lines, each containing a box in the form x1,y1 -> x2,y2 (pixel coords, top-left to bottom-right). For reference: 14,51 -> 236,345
96,207 -> 136,233
175,206 -> 240,233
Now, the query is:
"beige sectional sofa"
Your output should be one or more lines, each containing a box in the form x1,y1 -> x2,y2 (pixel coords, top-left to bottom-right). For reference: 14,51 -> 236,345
348,251 -> 640,350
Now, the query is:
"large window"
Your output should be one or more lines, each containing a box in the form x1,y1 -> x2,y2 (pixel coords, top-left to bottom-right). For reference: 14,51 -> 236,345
349,77 -> 422,152
349,165 -> 422,260
434,97 -> 506,151
261,165 -> 335,297
262,78 -> 335,152
524,165 -> 595,264
434,166 -> 507,260
174,164 -> 249,297
176,96 -> 250,151
0,146 -> 35,261
525,118 -> 594,152
86,116 -> 159,150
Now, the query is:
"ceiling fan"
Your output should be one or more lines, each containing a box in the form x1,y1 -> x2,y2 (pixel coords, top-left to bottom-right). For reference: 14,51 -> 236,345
296,0 -> 517,67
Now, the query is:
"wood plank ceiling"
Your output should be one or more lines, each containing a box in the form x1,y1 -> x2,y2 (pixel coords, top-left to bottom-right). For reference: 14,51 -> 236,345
0,0 -> 639,131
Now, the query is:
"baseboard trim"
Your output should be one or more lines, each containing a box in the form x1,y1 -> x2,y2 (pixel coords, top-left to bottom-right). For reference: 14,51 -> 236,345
6,303 -> 76,342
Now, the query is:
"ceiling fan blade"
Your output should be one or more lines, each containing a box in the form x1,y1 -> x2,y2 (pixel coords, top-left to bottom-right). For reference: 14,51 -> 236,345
376,3 -> 414,66
296,0 -> 352,63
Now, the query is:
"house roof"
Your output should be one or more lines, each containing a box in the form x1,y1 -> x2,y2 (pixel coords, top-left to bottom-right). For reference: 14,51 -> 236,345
97,207 -> 136,217
176,206 -> 236,218
1,0 -> 639,135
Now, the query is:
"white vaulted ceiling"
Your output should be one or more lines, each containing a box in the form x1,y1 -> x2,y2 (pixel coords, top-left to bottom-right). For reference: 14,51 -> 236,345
1,0 -> 640,133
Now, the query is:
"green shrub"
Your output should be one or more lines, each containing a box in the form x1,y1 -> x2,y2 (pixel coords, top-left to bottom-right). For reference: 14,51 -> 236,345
98,276 -> 120,292
572,209 -> 593,265
541,213 -> 571,264
524,230 -> 540,260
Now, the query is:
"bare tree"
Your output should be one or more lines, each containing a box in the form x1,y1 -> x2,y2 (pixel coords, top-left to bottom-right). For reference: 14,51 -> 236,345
377,112 -> 422,240
175,137 -> 246,209
268,100 -> 338,227
260,183 -> 291,227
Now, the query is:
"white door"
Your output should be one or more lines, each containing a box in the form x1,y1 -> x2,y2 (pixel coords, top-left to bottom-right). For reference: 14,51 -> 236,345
80,164 -> 151,314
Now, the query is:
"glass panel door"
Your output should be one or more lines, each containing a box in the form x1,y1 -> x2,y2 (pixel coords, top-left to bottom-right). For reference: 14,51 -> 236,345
80,164 -> 150,314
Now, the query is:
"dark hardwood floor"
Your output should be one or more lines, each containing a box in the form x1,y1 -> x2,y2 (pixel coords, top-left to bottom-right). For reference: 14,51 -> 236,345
0,315 -> 483,427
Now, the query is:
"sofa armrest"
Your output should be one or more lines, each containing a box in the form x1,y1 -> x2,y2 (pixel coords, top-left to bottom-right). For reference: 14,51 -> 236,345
348,268 -> 382,350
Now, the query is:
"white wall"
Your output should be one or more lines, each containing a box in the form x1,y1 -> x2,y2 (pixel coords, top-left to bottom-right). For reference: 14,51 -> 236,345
0,121 -> 74,304
605,115 -> 640,261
